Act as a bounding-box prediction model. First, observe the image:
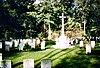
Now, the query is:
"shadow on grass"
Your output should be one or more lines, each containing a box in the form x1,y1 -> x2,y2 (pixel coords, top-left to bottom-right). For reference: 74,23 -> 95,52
53,53 -> 100,68
12,62 -> 23,68
4,47 -> 42,58
93,63 -> 100,68
53,57 -> 91,68
91,50 -> 100,55
35,48 -> 76,68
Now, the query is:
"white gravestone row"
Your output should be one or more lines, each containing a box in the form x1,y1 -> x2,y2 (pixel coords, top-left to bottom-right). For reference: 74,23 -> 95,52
19,39 -> 26,51
18,38 -> 45,51
28,39 -> 35,49
13,39 -> 19,47
79,40 -> 96,54
4,38 -> 46,51
1,59 -> 51,68
79,40 -> 91,54
5,39 -> 19,51
23,59 -> 51,68
35,38 -> 46,50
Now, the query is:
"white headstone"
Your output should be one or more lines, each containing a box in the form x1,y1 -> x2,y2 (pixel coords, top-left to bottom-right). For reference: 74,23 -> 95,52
13,39 -> 19,47
27,39 -> 35,49
19,40 -> 25,51
0,54 -> 2,67
41,59 -> 51,68
32,39 -> 36,48
80,41 -> 83,48
41,40 -> 45,50
5,41 -> 13,48
86,44 -> 91,54
0,42 -> 2,49
36,38 -> 40,46
5,42 -> 10,51
1,60 -> 12,68
75,39 -> 78,44
23,59 -> 34,68
20,39 -> 23,43
71,39 -> 74,45
91,41 -> 95,48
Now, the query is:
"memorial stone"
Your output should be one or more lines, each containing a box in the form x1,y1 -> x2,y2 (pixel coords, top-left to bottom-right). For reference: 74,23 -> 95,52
41,59 -> 51,68
13,39 -> 19,47
23,59 -> 34,68
41,40 -> 45,50
0,42 -> 2,49
0,54 -> 2,67
1,60 -> 12,68
52,13 -> 74,49
80,41 -> 83,48
91,41 -> 95,48
86,44 -> 91,54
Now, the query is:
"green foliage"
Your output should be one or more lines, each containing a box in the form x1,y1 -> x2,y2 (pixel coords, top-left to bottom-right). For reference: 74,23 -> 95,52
1,0 -> 100,39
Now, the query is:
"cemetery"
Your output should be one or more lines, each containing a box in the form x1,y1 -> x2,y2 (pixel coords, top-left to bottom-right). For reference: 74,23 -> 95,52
1,0 -> 100,68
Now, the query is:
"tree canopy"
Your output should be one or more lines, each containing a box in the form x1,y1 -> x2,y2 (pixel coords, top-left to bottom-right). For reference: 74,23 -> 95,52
0,0 -> 100,40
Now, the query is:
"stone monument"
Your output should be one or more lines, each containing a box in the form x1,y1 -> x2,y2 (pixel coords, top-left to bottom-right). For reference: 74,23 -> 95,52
52,13 -> 74,49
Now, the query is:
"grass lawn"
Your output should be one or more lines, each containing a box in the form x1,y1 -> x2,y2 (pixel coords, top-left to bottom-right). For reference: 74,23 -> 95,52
4,41 -> 100,68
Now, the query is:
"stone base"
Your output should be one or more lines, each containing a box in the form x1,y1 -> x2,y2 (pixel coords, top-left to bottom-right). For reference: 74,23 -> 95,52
51,45 -> 74,49
51,35 -> 74,49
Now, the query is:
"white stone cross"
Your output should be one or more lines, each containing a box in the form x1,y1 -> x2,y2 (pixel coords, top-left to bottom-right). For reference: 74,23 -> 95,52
59,13 -> 66,36
83,20 -> 86,35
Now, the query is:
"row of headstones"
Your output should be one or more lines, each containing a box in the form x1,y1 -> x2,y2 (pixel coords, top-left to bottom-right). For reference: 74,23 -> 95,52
0,59 -> 51,68
72,36 -> 100,45
4,38 -> 46,51
80,40 -> 95,54
90,36 -> 100,42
